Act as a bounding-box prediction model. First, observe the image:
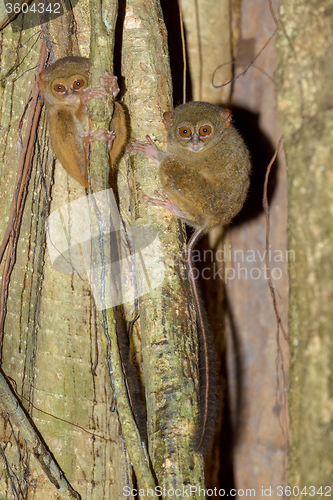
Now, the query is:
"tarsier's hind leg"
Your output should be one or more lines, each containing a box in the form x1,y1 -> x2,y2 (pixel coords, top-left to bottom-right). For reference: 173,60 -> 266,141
143,190 -> 189,221
110,103 -> 128,165
50,109 -> 88,187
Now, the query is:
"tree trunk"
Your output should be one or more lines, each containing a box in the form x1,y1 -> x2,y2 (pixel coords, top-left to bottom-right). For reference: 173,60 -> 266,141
1,0 -> 331,498
0,4 -> 132,499
0,0 -> 205,498
276,0 -> 333,495
226,0 -> 290,496
121,0 -> 205,492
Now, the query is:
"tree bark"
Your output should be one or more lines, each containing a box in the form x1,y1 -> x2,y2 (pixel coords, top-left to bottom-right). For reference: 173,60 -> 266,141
225,0 -> 289,495
122,0 -> 205,494
276,0 -> 333,495
0,5 -> 132,499
0,0 -> 206,497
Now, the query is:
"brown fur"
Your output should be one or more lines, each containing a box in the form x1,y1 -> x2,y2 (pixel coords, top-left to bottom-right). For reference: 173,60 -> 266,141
130,101 -> 251,453
160,102 -> 251,230
38,56 -> 128,188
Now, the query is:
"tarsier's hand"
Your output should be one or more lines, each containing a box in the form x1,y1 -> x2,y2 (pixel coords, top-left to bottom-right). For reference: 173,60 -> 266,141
82,129 -> 116,159
128,135 -> 160,161
38,56 -> 127,187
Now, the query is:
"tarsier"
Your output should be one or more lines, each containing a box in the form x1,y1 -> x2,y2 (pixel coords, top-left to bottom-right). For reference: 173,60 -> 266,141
37,57 -> 148,432
38,62 -> 251,452
38,56 -> 127,187
129,101 -> 251,451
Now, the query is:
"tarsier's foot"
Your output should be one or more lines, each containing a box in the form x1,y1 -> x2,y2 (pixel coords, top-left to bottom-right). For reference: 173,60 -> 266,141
82,129 -> 116,158
100,72 -> 120,99
143,190 -> 187,220
80,87 -> 107,106
128,135 -> 159,160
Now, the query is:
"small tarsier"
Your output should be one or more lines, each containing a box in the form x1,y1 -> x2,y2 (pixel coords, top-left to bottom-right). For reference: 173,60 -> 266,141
38,56 -> 127,188
129,101 -> 251,451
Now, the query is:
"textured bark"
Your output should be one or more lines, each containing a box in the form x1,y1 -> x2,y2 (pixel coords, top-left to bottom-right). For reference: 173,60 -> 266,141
275,0 -> 333,495
122,0 -> 205,495
181,0 -> 232,104
180,0 -> 235,489
0,0 -> 205,496
0,4 -> 132,499
227,0 -> 289,495
4,0 -> 331,498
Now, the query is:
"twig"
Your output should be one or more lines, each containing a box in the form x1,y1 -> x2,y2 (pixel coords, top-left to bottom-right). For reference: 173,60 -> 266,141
0,369 -> 80,499
178,0 -> 187,104
212,60 -> 274,85
262,135 -> 289,486
262,135 -> 288,341
5,375 -> 116,444
212,28 -> 277,88
268,0 -> 279,27
88,0 -> 155,489
0,42 -> 47,356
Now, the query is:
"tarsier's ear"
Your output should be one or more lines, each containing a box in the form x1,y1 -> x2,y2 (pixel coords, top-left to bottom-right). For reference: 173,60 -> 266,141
221,108 -> 232,128
37,70 -> 48,90
36,72 -> 46,99
162,111 -> 172,130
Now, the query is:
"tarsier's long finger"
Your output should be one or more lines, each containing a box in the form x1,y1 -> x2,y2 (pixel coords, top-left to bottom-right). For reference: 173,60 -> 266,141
80,87 -> 106,106
100,72 -> 120,99
128,138 -> 159,160
127,139 -> 147,153
142,194 -> 161,206
146,135 -> 155,146
153,190 -> 168,200
82,129 -> 115,156
143,192 -> 187,220
105,130 -> 116,150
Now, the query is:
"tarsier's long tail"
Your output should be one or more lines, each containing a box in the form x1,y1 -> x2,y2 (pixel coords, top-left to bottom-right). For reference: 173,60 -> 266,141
187,229 -> 219,453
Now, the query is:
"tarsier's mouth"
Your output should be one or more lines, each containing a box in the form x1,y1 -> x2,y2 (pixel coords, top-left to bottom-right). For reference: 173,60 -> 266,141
190,142 -> 203,152
66,93 -> 80,104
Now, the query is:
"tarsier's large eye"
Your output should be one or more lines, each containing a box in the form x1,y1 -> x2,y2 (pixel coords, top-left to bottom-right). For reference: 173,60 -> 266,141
178,125 -> 192,138
198,124 -> 212,137
72,78 -> 86,91
53,82 -> 66,94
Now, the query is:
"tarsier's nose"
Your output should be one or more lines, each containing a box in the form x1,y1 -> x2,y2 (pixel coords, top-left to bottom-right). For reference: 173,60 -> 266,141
190,134 -> 203,152
66,92 -> 79,103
